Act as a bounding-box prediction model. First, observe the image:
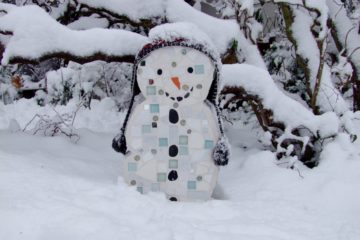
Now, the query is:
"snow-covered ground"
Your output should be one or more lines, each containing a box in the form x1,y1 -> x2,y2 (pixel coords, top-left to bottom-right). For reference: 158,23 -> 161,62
1,98 -> 360,240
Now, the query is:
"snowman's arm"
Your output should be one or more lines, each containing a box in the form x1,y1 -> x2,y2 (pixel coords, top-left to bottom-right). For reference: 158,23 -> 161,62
206,101 -> 231,166
112,97 -> 138,154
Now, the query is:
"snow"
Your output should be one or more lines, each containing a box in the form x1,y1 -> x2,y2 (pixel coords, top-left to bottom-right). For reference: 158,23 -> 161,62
236,0 -> 255,15
1,98 -> 360,239
165,0 -> 266,69
67,16 -> 109,30
291,7 -> 348,114
0,4 -> 149,65
221,64 -> 339,137
327,0 -> 360,76
149,22 -> 220,60
3,1 -> 268,69
77,0 -> 165,22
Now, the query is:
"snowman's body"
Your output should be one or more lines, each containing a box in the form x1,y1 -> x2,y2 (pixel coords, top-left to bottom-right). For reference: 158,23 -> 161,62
123,45 -> 220,201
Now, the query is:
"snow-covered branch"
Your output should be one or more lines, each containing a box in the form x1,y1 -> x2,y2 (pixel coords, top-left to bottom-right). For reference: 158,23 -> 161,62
0,0 -> 267,68
0,3 -> 149,65
221,64 -> 339,162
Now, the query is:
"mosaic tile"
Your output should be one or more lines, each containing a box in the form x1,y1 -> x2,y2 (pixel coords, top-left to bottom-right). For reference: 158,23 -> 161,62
157,172 -> 166,182
169,197 -> 177,201
168,170 -> 178,181
194,64 -> 205,74
142,125 -> 151,134
151,183 -> 160,191
169,159 -> 178,169
159,138 -> 168,147
128,163 -> 137,172
150,104 -> 159,113
204,140 -> 214,149
169,145 -> 178,157
147,86 -> 156,95
179,146 -> 189,155
182,84 -> 189,91
136,186 -> 143,194
169,109 -> 179,124
179,135 -> 188,145
187,181 -> 197,190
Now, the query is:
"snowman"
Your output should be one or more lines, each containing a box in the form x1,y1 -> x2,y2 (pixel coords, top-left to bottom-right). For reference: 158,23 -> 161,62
113,29 -> 230,201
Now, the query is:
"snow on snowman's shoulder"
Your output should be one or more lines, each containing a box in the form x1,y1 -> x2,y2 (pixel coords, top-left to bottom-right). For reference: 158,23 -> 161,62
221,64 -> 339,137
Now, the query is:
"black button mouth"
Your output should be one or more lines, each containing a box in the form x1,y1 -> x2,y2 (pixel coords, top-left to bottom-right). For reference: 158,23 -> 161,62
164,87 -> 194,103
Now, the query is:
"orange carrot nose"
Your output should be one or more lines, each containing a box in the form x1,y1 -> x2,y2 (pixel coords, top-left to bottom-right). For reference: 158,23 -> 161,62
171,77 -> 181,90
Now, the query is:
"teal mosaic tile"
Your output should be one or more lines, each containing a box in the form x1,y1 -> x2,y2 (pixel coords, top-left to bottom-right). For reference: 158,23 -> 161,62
151,183 -> 160,191
179,135 -> 188,145
157,173 -> 166,182
179,146 -> 188,155
146,86 -> 156,95
136,186 -> 143,194
159,138 -> 168,147
194,65 -> 204,74
128,162 -> 137,172
204,140 -> 214,149
142,125 -> 151,134
169,159 -> 178,169
187,181 -> 196,190
150,104 -> 160,113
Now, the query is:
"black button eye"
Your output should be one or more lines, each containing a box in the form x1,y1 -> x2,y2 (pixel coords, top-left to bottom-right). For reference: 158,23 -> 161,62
187,67 -> 193,73
157,69 -> 162,75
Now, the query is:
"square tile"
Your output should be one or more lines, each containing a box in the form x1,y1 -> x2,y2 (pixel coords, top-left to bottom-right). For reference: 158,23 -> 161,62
146,86 -> 156,95
136,186 -> 143,194
128,163 -> 137,172
179,146 -> 188,155
194,65 -> 204,74
157,172 -> 166,182
151,183 -> 160,191
204,140 -> 214,149
142,125 -> 151,134
169,159 -> 178,169
150,104 -> 160,113
179,135 -> 188,145
159,138 -> 168,147
187,181 -> 197,190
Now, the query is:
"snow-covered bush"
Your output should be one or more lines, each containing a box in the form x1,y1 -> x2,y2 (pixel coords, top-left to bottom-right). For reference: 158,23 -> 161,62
45,61 -> 132,110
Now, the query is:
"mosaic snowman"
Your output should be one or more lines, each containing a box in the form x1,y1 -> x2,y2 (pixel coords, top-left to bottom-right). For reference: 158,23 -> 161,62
113,40 -> 230,201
